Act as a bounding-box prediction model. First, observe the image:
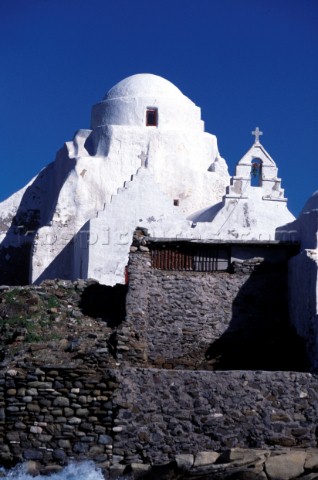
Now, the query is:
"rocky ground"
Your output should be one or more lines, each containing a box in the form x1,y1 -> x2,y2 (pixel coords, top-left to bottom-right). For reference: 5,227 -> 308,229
0,279 -> 126,370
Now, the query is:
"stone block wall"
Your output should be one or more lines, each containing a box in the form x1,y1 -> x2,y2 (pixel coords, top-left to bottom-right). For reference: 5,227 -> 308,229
0,244 -> 313,478
2,364 -> 318,476
112,368 -> 318,466
0,366 -> 117,469
118,249 -> 305,371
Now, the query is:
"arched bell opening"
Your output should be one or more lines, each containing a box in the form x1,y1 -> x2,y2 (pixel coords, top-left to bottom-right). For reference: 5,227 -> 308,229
250,158 -> 262,187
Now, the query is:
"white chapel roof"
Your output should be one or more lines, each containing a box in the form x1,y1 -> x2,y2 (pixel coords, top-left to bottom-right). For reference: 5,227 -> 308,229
92,73 -> 199,129
104,73 -> 187,101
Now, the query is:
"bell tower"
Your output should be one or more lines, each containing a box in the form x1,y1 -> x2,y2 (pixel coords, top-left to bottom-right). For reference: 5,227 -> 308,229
225,127 -> 287,202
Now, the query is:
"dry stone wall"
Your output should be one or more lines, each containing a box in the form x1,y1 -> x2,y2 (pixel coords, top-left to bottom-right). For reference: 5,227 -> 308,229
0,246 -> 315,479
118,249 -> 305,371
112,368 -> 318,467
0,366 -> 117,470
2,364 -> 318,478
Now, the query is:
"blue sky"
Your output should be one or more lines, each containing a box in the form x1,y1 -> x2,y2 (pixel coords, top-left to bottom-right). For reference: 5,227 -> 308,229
0,0 -> 317,216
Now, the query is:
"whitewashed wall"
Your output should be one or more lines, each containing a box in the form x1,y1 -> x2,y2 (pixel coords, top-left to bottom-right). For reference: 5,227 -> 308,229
288,192 -> 318,368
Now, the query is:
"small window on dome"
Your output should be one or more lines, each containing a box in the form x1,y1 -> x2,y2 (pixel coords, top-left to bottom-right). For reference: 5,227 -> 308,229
146,108 -> 158,126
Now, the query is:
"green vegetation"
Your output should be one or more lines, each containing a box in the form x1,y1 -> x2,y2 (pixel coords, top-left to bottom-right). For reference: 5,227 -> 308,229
47,295 -> 60,309
4,289 -> 21,305
0,289 -> 63,344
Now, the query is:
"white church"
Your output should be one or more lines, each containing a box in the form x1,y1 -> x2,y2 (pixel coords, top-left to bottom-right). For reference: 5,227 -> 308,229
0,73 -> 317,364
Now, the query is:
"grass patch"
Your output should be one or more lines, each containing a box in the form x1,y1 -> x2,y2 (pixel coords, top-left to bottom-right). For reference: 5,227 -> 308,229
47,295 -> 60,309
0,312 -> 60,344
3,289 -> 21,305
25,331 -> 42,343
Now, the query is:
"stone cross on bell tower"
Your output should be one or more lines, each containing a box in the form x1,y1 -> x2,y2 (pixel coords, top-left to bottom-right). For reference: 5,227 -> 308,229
252,127 -> 263,144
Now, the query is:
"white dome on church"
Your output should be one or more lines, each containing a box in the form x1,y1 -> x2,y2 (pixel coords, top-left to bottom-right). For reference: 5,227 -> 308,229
91,73 -> 203,131
104,73 -> 186,101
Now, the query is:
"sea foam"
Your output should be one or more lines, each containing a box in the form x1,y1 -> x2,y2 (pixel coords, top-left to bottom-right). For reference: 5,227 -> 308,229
0,461 -> 111,480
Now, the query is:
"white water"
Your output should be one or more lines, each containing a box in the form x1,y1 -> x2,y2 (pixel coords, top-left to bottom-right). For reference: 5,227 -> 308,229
0,461 -> 121,480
